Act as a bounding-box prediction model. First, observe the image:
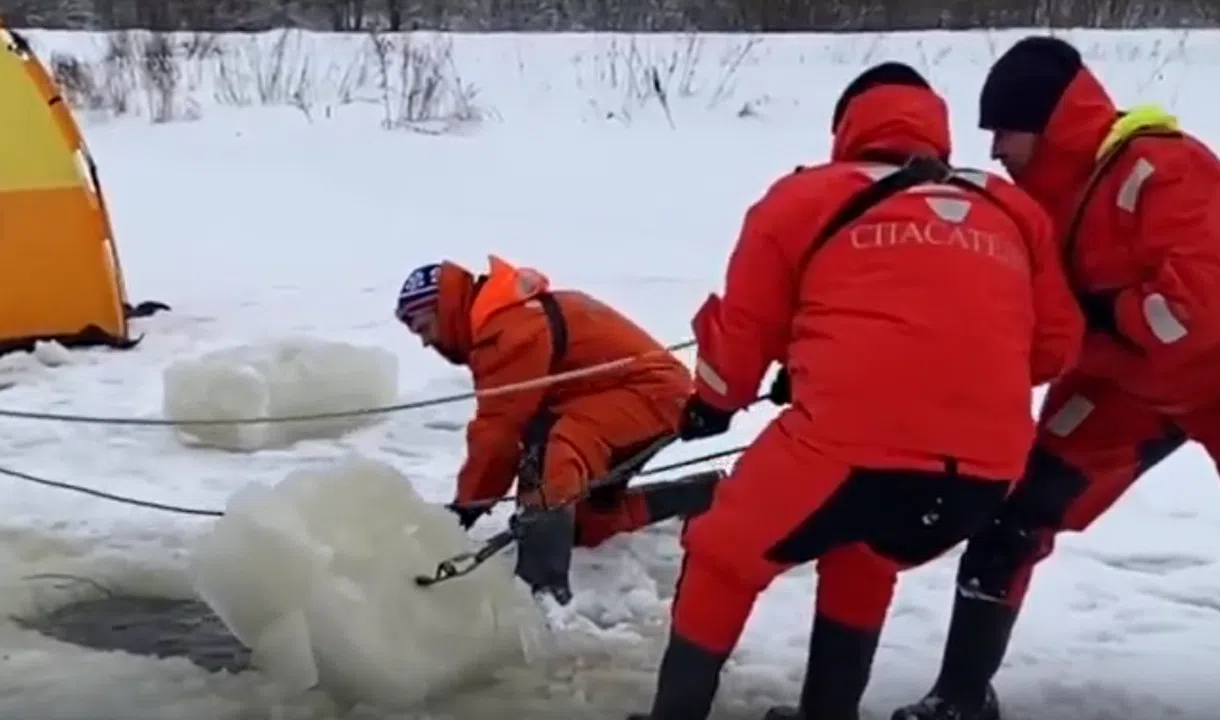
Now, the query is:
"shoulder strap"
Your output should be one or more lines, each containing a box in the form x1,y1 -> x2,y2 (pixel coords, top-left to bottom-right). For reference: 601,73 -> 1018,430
536,292 -> 569,373
1061,127 -> 1181,293
516,294 -> 569,444
796,156 -> 1017,283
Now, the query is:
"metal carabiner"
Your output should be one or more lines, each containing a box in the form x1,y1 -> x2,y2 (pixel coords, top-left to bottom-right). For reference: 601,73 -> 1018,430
414,527 -> 519,587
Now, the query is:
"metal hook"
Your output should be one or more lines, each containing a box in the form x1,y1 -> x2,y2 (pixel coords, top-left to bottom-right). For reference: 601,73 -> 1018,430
414,526 -> 519,587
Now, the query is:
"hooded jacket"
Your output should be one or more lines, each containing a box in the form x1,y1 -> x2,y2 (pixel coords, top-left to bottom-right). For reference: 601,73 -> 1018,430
433,256 -> 691,505
1006,66 -> 1220,414
690,78 -> 1083,478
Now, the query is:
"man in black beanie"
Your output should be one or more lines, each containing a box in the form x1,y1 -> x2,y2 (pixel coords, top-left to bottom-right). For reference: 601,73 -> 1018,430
893,34 -> 1220,720
628,60 -> 1083,720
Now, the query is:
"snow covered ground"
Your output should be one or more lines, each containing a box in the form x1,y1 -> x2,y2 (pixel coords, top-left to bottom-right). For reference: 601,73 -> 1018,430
1,27 -> 1219,720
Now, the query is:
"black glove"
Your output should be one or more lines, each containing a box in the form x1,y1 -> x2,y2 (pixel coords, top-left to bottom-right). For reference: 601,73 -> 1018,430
1078,290 -> 1120,338
768,367 -> 791,406
447,503 -> 486,530
679,394 -> 735,440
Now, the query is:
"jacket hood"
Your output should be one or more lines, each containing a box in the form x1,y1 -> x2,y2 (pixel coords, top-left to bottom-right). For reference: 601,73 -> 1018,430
831,83 -> 951,163
433,261 -> 478,366
1011,67 -> 1116,228
434,256 -> 550,366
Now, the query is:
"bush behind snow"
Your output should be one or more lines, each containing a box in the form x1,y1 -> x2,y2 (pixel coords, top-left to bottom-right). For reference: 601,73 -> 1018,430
20,28 -> 1220,129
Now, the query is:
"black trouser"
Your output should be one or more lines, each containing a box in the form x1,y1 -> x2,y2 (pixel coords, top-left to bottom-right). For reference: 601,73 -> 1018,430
765,464 -> 1016,571
905,434 -> 1185,716
641,454 -> 1014,720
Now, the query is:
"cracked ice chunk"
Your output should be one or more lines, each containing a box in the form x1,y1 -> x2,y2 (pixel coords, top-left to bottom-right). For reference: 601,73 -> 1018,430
162,336 -> 398,451
188,456 -> 542,709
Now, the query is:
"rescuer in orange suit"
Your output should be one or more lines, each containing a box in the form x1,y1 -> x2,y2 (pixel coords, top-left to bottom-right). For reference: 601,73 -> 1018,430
395,255 -> 721,604
628,62 -> 1084,720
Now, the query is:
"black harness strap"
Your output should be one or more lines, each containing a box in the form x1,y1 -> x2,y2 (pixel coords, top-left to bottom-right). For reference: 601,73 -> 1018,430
517,293 -> 569,498
536,292 -> 569,373
527,292 -> 670,509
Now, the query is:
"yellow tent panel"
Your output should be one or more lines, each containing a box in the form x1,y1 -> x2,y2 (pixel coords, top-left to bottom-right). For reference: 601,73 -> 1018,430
0,25 -> 142,354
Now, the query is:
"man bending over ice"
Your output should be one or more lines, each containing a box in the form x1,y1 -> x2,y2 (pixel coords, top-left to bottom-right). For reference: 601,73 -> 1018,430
395,255 -> 720,604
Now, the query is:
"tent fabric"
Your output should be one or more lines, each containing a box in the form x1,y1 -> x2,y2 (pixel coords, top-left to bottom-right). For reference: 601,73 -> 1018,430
0,25 -> 141,354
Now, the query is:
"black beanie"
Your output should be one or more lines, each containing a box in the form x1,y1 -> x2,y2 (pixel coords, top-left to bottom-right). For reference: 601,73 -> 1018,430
832,62 -> 930,132
979,36 -> 1083,133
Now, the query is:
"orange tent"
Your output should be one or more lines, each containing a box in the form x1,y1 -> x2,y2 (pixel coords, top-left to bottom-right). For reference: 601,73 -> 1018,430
0,24 -> 166,355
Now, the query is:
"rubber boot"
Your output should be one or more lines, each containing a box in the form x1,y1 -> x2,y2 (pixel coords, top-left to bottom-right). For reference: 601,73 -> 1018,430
628,631 -> 728,720
514,505 -> 576,605
889,592 -> 1014,720
763,615 -> 881,720
891,686 -> 999,720
636,469 -> 722,523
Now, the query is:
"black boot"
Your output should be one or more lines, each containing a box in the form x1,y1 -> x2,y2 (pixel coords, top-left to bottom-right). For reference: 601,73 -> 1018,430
628,631 -> 728,720
763,616 -> 881,720
890,592 -> 1015,720
890,685 -> 999,720
513,506 -> 576,605
635,469 -> 723,523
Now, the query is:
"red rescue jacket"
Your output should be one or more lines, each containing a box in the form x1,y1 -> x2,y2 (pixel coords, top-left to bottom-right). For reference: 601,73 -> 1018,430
1011,67 -> 1220,415
691,83 -> 1083,479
